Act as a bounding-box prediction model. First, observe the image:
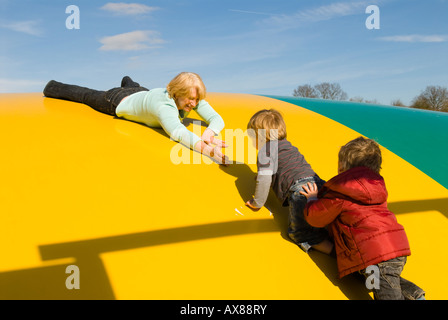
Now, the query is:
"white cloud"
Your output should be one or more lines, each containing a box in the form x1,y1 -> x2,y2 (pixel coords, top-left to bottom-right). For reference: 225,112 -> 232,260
378,34 -> 448,43
1,20 -> 43,36
99,30 -> 165,51
229,9 -> 278,16
296,1 -> 368,21
101,2 -> 158,15
264,1 -> 374,27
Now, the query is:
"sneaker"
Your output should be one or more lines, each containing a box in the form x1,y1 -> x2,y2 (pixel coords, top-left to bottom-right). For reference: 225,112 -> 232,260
121,76 -> 140,88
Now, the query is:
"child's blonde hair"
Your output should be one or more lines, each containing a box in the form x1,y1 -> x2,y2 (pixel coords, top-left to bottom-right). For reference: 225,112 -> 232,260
247,109 -> 287,141
167,72 -> 206,101
338,136 -> 382,174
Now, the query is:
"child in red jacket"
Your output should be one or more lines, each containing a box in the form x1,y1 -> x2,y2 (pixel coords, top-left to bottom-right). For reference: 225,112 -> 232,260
300,136 -> 425,300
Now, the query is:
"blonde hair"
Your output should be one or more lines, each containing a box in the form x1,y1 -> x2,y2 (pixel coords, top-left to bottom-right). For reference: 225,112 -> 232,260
166,72 -> 206,101
338,136 -> 382,174
247,109 -> 287,141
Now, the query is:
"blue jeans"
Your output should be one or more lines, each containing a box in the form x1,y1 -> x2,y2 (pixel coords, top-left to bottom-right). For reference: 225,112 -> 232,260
360,256 -> 425,300
287,175 -> 329,252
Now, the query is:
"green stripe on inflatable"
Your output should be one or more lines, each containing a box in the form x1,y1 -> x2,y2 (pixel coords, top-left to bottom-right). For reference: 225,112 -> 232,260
262,95 -> 448,189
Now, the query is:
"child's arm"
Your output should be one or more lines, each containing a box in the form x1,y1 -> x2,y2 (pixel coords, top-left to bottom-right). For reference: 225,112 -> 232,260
300,182 -> 343,228
245,173 -> 272,211
246,141 -> 275,211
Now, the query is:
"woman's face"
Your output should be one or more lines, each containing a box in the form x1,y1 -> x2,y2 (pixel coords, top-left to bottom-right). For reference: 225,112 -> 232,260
175,88 -> 199,112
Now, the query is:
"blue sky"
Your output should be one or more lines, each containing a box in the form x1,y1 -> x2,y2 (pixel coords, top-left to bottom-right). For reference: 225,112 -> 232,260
1,0 -> 447,105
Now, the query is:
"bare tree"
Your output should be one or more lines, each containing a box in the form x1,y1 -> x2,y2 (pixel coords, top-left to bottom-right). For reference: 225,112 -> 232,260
391,99 -> 406,107
293,82 -> 348,100
412,85 -> 448,112
350,97 -> 381,104
315,82 -> 348,100
292,84 -> 319,98
349,96 -> 365,103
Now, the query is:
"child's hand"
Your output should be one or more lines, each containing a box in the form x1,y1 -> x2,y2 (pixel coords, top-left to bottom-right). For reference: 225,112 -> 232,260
299,182 -> 318,200
245,199 -> 261,211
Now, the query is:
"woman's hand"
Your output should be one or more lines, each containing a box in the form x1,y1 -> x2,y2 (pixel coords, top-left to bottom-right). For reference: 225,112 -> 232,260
209,145 -> 230,166
201,129 -> 228,148
299,182 -> 318,200
195,140 -> 229,166
200,128 -> 229,165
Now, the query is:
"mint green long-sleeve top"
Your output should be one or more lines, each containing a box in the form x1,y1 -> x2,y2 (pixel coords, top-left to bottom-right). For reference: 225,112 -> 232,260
115,88 -> 225,149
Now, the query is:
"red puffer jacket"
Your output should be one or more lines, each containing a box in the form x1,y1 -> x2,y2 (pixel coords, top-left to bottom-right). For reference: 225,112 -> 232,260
304,166 -> 411,278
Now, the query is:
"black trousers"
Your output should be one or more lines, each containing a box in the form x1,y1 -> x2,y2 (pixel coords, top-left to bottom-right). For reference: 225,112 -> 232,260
43,78 -> 149,116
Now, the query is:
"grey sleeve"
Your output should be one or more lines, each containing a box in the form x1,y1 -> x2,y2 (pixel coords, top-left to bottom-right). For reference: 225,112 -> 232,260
252,141 -> 277,208
252,173 -> 272,208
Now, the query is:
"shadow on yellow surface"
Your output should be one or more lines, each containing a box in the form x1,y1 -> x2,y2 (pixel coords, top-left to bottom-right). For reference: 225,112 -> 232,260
1,196 -> 445,300
0,219 -> 373,300
388,198 -> 448,219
